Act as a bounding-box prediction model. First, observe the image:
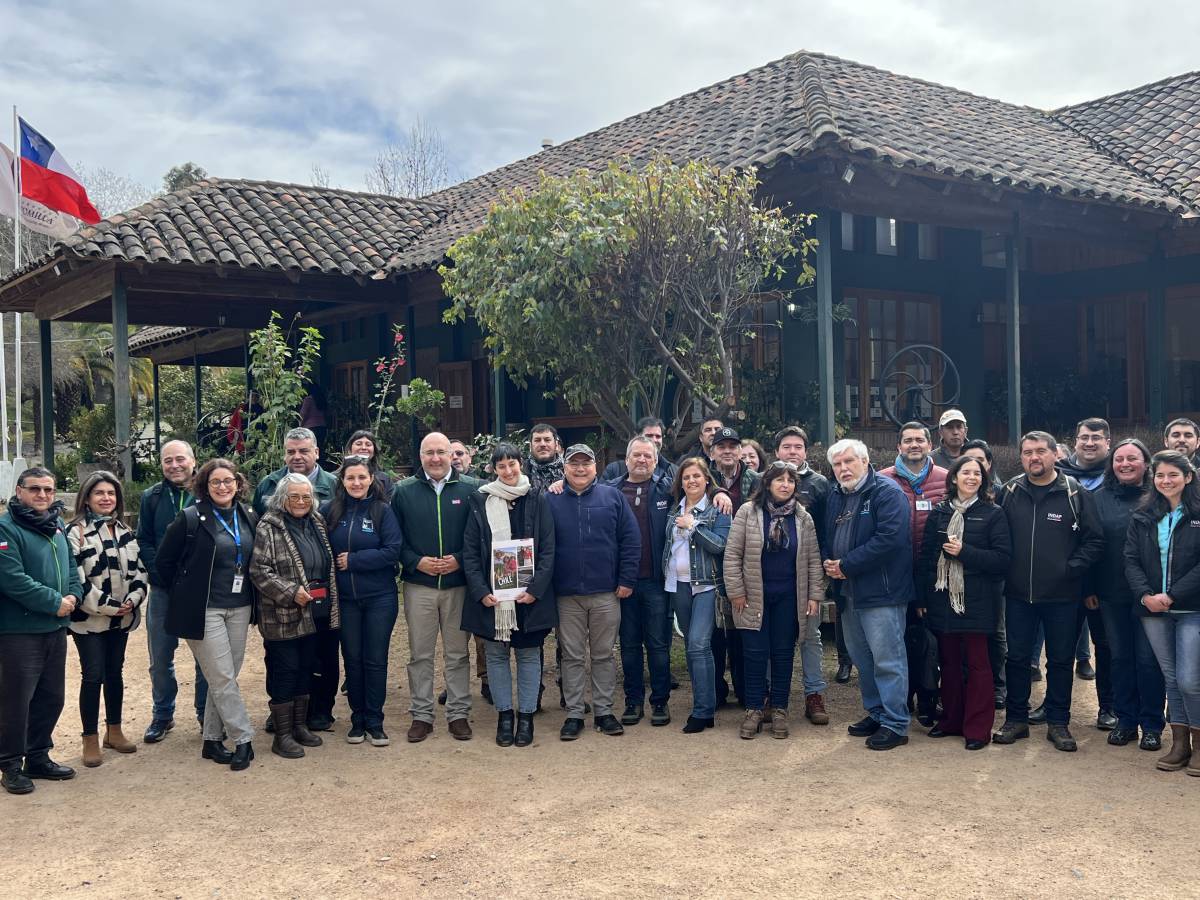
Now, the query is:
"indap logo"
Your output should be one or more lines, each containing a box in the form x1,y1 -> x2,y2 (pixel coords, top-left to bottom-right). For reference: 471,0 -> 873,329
1046,512 -> 1063,523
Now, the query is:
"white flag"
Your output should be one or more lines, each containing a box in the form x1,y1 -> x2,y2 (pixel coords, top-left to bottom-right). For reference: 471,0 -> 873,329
0,142 -> 79,240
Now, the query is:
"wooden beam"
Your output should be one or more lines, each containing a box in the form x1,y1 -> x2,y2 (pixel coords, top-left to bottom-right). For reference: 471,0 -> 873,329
1005,215 -> 1022,445
32,263 -> 115,320
39,319 -> 53,471
112,277 -> 132,477
815,210 -> 836,445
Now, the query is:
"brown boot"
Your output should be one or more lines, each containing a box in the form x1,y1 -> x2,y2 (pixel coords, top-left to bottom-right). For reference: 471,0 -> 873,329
1189,728 -> 1200,777
805,692 -> 830,725
739,709 -> 764,740
291,696 -> 323,748
82,734 -> 102,768
771,708 -> 789,739
103,725 -> 137,754
1158,724 -> 1192,771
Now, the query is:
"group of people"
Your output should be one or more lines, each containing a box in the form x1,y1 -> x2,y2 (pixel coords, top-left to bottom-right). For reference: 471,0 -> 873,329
1,407 -> 1198,796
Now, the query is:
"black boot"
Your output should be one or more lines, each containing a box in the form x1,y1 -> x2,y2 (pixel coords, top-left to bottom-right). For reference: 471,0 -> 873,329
496,710 -> 515,747
515,713 -> 534,747
270,702 -> 305,759
292,695 -> 323,748
230,741 -> 255,771
202,739 -> 233,764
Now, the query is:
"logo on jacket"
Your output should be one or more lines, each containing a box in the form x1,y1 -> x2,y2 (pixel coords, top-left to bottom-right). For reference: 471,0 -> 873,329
1046,512 -> 1063,523
451,499 -> 461,505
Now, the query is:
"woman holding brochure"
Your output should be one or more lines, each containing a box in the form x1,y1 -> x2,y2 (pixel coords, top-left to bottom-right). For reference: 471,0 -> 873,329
462,443 -> 557,748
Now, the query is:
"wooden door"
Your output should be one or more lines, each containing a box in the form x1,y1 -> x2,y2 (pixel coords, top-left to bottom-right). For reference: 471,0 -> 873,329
437,362 -> 474,439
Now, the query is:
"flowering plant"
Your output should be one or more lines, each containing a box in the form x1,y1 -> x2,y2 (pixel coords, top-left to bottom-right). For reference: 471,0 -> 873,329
370,323 -> 408,435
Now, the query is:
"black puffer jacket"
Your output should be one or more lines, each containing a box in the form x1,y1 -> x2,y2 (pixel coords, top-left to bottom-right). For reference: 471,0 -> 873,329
1086,480 -> 1148,605
997,474 -> 1103,603
1124,504 -> 1200,615
918,500 -> 1012,634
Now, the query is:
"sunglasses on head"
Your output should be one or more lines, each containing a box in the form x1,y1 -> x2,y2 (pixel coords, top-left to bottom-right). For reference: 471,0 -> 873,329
768,461 -> 799,473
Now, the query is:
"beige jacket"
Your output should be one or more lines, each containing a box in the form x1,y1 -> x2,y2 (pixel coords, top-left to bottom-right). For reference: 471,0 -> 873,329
722,502 -> 824,631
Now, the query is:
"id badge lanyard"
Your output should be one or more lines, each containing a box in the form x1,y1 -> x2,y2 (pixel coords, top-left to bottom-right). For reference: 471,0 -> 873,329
215,508 -> 245,592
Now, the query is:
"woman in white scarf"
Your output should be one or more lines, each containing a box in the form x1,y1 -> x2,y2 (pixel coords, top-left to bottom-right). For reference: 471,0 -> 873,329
461,443 -> 557,748
916,456 -> 1012,751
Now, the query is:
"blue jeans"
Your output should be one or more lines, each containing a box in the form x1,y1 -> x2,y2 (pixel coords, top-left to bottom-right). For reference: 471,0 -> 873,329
339,591 -> 399,730
799,606 -> 827,696
672,585 -> 716,719
742,591 -> 799,710
484,640 -> 544,714
842,599 -> 910,735
619,578 -> 672,706
1005,597 -> 1077,726
145,586 -> 208,722
1141,611 -> 1200,727
1100,602 -> 1165,732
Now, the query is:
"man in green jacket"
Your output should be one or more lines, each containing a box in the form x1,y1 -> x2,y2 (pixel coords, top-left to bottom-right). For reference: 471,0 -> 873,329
251,426 -> 339,730
0,467 -> 83,795
391,431 -> 479,743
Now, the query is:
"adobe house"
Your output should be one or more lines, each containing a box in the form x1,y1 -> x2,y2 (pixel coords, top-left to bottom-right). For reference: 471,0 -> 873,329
1,50 -> 1198,470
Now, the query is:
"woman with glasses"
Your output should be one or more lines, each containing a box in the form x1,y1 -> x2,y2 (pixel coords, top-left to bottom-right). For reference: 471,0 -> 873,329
320,455 -> 402,746
664,457 -> 730,734
724,461 -> 824,739
1124,450 -> 1200,775
917,456 -> 1011,750
156,458 -> 258,771
66,472 -> 148,767
249,474 -> 339,760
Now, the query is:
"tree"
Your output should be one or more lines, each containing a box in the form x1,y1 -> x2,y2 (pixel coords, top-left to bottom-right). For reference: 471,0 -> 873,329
163,162 -> 208,194
75,165 -> 155,217
440,156 -> 814,448
364,117 -> 455,198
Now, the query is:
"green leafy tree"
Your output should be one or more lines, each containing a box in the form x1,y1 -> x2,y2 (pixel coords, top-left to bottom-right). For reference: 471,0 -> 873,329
163,162 -> 208,194
243,312 -> 323,479
440,155 -> 813,451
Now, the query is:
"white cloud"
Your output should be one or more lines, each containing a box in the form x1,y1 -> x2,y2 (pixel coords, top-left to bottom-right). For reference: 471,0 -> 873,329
2,0 -> 1196,201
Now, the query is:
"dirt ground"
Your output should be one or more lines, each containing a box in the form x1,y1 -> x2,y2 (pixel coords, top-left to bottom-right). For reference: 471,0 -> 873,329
3,614 -> 1197,900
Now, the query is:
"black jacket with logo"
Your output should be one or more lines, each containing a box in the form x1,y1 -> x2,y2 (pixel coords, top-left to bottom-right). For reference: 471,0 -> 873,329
997,473 -> 1103,603
1124,504 -> 1200,615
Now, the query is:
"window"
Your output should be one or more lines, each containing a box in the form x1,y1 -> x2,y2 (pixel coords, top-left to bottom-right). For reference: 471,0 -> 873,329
842,290 -> 940,428
731,298 -> 783,422
840,212 -> 855,251
875,217 -> 898,256
982,232 -> 1006,268
1080,295 -> 1146,422
917,224 -> 938,260
1167,286 -> 1200,416
333,361 -> 369,419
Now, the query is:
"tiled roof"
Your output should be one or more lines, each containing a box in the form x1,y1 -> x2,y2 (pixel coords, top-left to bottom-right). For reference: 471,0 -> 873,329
1054,70 -> 1200,209
389,51 -> 1190,272
58,179 -> 447,277
128,325 -> 215,353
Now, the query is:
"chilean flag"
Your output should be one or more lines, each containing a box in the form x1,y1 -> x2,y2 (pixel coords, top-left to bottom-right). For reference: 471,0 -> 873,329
18,118 -> 101,224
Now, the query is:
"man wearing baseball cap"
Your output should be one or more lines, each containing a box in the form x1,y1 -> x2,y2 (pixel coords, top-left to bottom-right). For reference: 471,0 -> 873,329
932,410 -> 968,470
546,444 -> 641,740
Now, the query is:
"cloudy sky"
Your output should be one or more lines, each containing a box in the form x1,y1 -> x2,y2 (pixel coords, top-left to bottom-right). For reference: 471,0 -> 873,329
3,0 -> 1197,204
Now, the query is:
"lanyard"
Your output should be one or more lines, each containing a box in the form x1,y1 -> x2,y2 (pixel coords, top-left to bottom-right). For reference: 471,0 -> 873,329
41,533 -> 63,593
175,487 -> 187,512
214,507 -> 243,570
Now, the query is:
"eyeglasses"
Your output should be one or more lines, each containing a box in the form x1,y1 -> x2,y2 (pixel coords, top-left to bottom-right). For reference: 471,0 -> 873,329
209,478 -> 237,489
285,495 -> 313,504
21,485 -> 55,495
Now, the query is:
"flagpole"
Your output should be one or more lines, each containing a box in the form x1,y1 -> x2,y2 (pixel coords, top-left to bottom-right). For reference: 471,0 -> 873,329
11,106 -> 20,463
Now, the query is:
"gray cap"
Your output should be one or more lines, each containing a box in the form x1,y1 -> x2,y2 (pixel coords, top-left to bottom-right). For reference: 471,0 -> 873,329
563,443 -> 595,461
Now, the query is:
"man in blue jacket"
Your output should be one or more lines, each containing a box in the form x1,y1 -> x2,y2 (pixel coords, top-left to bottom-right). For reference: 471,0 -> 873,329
548,444 -> 641,740
138,439 -> 206,743
823,439 -> 914,750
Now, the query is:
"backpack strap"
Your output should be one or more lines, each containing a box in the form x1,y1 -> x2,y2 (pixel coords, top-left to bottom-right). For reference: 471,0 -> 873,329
182,506 -> 201,541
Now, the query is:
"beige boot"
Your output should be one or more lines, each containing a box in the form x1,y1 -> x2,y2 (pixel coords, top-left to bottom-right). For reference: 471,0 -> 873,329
1158,724 -> 1191,771
103,724 -> 137,754
82,733 -> 102,767
1189,728 -> 1200,777
771,708 -> 789,739
739,709 -> 764,740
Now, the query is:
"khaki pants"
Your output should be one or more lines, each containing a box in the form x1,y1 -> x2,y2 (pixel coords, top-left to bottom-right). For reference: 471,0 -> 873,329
404,583 -> 470,723
187,606 -> 253,745
557,592 -> 620,718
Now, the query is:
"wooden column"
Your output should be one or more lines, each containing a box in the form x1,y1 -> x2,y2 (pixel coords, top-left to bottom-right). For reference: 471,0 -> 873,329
38,319 -> 53,471
1146,242 -> 1167,427
815,211 -> 836,445
152,363 -> 161,454
1005,216 -> 1022,445
492,360 -> 507,438
112,278 -> 132,478
193,351 -> 202,435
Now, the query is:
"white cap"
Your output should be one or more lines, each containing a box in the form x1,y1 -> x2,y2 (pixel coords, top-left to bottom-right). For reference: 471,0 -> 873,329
938,409 -> 966,427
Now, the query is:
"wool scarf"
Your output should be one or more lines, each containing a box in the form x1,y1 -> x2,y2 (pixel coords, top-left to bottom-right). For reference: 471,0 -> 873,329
8,497 -> 66,538
935,497 -> 975,614
892,455 -> 933,494
764,496 -> 797,551
479,474 -> 532,642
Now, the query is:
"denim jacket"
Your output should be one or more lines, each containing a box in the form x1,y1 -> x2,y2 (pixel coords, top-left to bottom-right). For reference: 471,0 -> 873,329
662,497 -> 731,592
